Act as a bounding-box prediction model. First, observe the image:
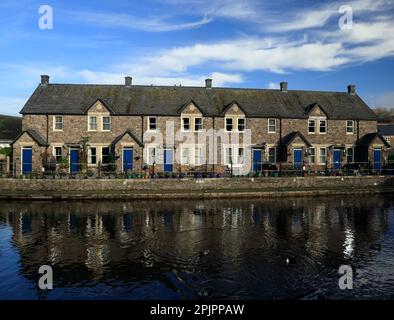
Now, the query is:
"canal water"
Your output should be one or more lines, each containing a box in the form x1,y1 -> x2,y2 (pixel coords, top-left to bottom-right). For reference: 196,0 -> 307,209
0,195 -> 394,300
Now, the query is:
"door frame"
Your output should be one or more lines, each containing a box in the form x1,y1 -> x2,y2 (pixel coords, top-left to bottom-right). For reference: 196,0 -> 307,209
69,148 -> 79,174
164,148 -> 173,172
293,148 -> 303,169
21,146 -> 33,175
252,148 -> 263,172
333,149 -> 342,170
122,146 -> 133,173
373,148 -> 382,170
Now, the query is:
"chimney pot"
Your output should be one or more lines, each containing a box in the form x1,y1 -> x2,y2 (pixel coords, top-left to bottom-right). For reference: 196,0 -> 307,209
205,78 -> 212,89
347,84 -> 356,95
280,81 -> 288,92
125,76 -> 132,87
41,75 -> 49,86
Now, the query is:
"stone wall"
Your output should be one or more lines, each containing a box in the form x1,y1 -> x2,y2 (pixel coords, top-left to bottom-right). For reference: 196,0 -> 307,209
1,176 -> 393,196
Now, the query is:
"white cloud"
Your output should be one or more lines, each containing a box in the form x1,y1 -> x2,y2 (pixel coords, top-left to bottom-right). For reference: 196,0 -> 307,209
0,97 -> 27,116
64,10 -> 212,32
267,82 -> 279,89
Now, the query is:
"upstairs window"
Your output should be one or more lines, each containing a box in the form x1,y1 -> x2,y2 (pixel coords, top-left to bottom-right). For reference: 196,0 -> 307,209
194,117 -> 203,132
225,118 -> 233,132
102,117 -> 111,131
54,115 -> 63,131
268,119 -> 276,133
346,120 -> 355,134
89,116 -> 97,131
319,120 -> 327,134
148,117 -> 157,131
308,119 -> 316,134
53,147 -> 62,162
386,137 -> 391,143
182,117 -> 190,131
238,118 -> 245,132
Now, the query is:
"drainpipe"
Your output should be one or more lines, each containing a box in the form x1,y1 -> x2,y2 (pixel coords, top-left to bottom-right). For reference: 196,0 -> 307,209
212,116 -> 215,173
279,116 -> 282,175
141,115 -> 144,170
356,119 -> 360,162
45,114 -> 49,170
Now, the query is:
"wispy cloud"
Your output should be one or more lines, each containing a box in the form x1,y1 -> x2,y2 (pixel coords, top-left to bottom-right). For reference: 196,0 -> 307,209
267,81 -> 279,89
64,10 -> 212,32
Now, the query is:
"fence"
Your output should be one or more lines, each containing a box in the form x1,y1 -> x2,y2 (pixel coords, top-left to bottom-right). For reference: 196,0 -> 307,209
1,160 -> 394,179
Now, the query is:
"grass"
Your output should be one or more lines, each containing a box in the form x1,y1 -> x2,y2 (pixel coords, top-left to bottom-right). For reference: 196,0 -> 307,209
0,114 -> 22,140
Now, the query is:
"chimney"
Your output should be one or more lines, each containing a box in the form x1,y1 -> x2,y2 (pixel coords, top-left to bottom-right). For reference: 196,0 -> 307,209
280,81 -> 288,92
125,76 -> 132,87
41,75 -> 49,86
205,78 -> 212,89
347,84 -> 356,95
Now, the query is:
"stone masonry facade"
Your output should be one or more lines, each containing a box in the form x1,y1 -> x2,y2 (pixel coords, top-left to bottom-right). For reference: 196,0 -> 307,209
11,76 -> 390,175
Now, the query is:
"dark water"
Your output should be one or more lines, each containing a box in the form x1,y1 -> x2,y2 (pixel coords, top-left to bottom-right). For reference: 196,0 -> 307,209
1,195 -> 394,300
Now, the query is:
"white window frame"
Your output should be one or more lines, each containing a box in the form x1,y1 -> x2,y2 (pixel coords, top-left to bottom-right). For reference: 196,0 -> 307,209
309,147 -> 315,165
194,117 -> 203,132
237,118 -> 246,132
225,117 -> 233,132
181,146 -> 191,165
346,147 -> 354,164
147,146 -> 157,165
102,116 -> 111,131
224,147 -> 233,165
319,119 -> 327,134
308,119 -> 316,134
88,147 -> 97,165
267,147 -> 276,163
194,146 -> 203,165
319,147 -> 327,165
88,116 -> 98,131
346,120 -> 355,134
268,118 -> 277,133
181,116 -> 191,132
101,146 -> 111,164
148,117 -> 157,132
386,137 -> 391,143
53,146 -> 62,162
53,115 -> 63,131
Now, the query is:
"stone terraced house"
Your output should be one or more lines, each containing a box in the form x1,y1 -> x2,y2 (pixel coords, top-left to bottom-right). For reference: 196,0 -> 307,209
11,75 -> 391,175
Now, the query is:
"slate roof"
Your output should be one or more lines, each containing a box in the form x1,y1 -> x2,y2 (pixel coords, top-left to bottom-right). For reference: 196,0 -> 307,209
358,132 -> 391,148
20,83 -> 377,120
111,129 -> 143,147
11,129 -> 48,146
378,124 -> 394,136
280,131 -> 312,147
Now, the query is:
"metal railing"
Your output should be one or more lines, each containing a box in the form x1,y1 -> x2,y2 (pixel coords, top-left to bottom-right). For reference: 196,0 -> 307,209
1,160 -> 394,179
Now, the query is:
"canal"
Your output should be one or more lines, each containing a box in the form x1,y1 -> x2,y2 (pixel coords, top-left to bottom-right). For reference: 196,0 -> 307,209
0,195 -> 394,299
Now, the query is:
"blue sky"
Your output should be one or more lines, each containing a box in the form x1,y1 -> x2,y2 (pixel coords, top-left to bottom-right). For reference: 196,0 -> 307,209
1,0 -> 394,116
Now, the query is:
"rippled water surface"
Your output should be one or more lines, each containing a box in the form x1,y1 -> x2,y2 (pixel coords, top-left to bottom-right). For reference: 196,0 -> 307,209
1,195 -> 394,300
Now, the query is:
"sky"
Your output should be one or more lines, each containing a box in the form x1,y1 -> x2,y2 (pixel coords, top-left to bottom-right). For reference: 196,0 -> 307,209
1,0 -> 394,116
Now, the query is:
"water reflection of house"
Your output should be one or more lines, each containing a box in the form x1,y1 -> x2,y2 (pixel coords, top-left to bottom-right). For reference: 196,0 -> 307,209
0,197 -> 390,290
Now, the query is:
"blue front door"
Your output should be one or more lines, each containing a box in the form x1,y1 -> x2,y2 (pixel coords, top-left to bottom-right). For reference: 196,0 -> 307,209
373,149 -> 382,171
333,149 -> 341,170
70,149 -> 79,174
123,148 -> 133,173
164,149 -> 173,172
293,149 -> 303,169
22,147 -> 32,175
253,149 -> 262,172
